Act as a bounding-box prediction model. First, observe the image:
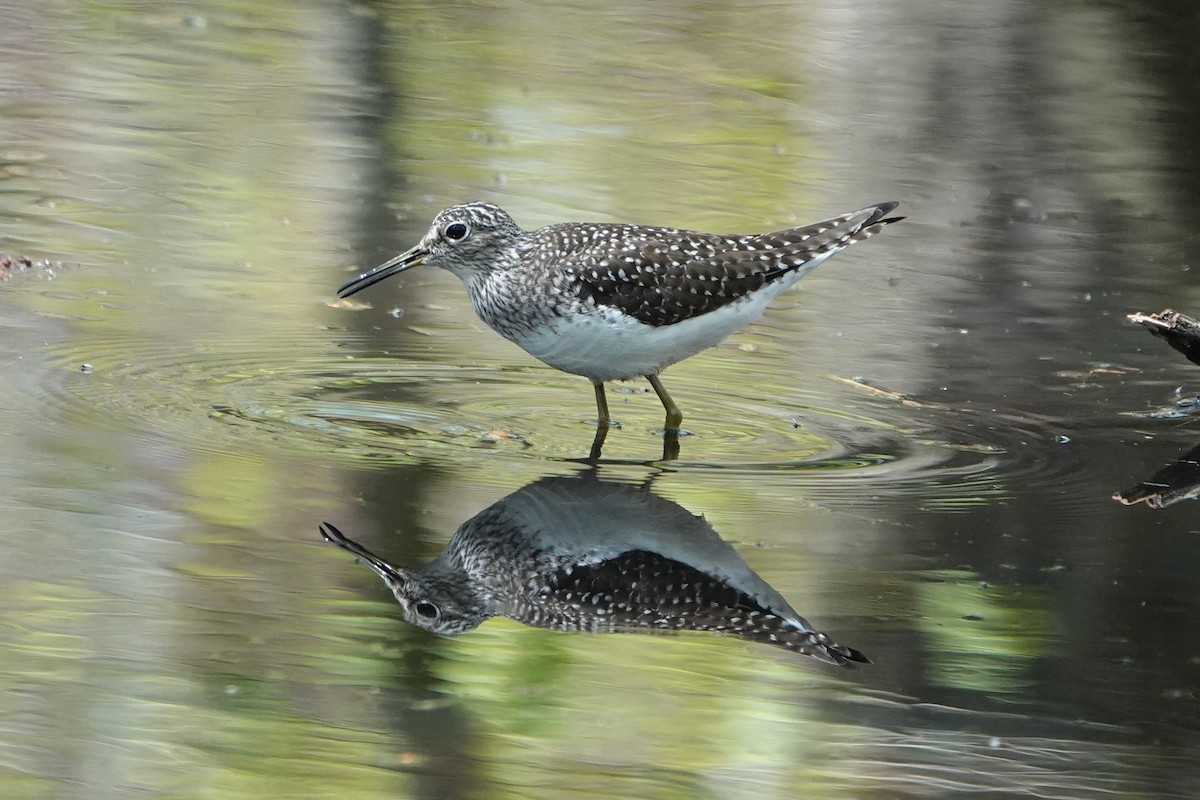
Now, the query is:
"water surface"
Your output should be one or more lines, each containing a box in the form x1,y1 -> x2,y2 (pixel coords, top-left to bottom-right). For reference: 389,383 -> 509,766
1,1 -> 1198,798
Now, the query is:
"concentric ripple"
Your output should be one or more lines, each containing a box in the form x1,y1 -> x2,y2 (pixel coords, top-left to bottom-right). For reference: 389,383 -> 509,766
29,324 -> 1090,511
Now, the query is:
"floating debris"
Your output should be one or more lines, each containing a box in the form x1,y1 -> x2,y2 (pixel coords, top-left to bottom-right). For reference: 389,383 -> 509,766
831,375 -> 926,407
0,253 -> 64,284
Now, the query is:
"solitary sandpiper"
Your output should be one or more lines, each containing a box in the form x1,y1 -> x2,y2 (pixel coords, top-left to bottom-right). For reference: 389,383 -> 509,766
321,474 -> 868,666
339,202 -> 903,433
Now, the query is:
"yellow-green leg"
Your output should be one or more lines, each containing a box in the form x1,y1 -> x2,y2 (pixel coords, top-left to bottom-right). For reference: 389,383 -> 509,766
588,381 -> 615,461
646,373 -> 683,432
592,381 -> 613,427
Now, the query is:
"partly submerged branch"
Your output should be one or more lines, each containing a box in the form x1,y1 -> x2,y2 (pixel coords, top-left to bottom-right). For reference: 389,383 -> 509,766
1128,309 -> 1200,368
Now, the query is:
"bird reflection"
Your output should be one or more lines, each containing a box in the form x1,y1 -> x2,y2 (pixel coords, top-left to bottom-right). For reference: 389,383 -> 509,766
322,474 -> 868,667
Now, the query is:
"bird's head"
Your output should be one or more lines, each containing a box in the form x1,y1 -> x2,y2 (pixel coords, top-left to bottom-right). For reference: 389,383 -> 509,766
320,522 -> 489,635
337,202 -> 524,297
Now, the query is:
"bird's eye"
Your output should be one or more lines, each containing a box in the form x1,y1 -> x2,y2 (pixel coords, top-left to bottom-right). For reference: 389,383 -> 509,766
414,601 -> 438,619
443,222 -> 470,242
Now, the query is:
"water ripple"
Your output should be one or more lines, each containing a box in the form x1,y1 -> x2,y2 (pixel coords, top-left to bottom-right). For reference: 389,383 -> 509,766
31,328 -> 1087,512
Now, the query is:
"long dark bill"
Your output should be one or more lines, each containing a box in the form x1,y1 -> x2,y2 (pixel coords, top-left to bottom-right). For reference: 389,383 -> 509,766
337,245 -> 426,299
319,522 -> 406,584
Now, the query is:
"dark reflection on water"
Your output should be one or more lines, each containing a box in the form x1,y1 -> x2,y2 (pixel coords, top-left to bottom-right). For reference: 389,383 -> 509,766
322,473 -> 868,666
3,0 -> 1200,798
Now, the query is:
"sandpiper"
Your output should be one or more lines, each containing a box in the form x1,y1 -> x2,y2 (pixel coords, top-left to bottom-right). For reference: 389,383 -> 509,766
339,202 -> 902,432
321,474 -> 869,666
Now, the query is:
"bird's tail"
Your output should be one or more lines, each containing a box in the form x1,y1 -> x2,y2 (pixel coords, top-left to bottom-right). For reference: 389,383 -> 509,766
852,201 -> 905,243
735,613 -> 871,667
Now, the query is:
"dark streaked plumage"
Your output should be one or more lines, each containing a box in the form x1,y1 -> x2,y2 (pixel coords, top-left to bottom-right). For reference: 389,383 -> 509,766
321,474 -> 869,667
561,206 -> 899,327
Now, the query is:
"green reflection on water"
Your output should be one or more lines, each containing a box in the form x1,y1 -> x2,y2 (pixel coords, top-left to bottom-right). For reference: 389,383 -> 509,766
380,1 -> 820,227
918,570 -> 1057,695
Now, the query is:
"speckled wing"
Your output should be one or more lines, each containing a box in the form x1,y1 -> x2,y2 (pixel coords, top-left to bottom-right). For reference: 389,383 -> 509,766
571,203 -> 901,327
515,549 -> 868,666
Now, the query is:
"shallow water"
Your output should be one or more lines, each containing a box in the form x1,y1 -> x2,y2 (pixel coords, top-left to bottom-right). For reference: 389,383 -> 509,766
2,1 -> 1199,798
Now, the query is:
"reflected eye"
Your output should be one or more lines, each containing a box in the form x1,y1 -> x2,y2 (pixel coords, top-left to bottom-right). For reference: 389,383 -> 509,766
414,601 -> 438,619
444,222 -> 470,242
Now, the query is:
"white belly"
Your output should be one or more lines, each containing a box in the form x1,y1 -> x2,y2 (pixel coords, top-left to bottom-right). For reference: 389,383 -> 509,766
510,275 -> 804,382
